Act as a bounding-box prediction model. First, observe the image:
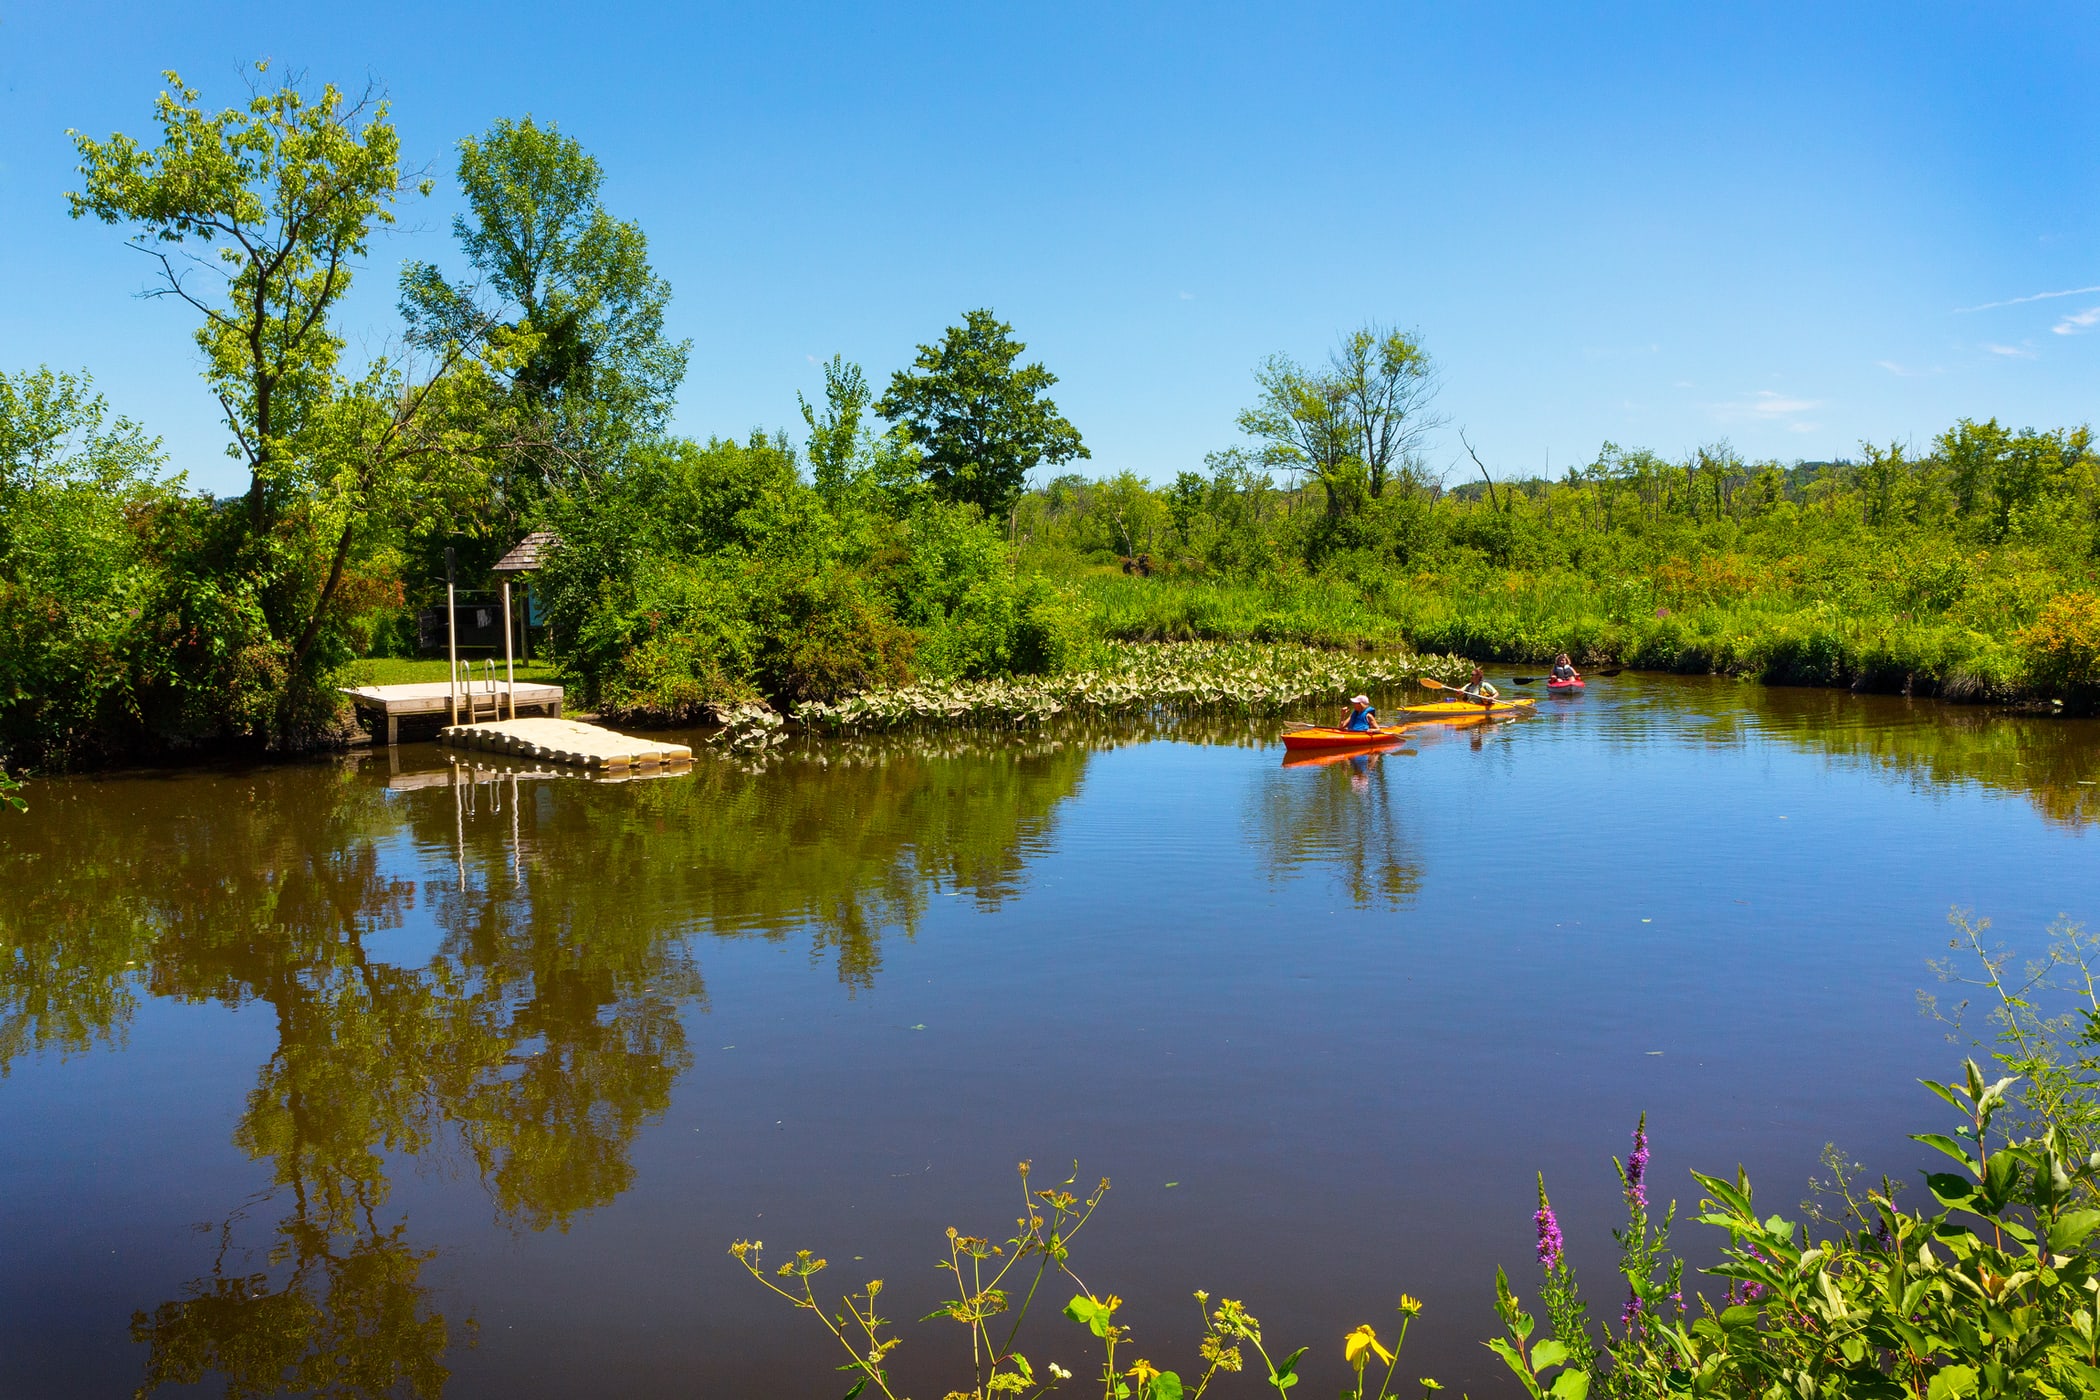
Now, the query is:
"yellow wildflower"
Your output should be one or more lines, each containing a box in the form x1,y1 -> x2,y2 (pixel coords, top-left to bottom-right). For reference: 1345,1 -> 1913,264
1345,1324 -> 1394,1366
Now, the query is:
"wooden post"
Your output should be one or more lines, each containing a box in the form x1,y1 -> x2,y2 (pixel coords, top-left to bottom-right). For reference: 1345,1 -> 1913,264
445,546 -> 460,726
502,578 -> 517,720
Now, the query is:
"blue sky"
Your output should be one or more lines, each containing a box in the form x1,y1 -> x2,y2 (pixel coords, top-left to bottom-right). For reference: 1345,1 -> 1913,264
3,2 -> 2096,496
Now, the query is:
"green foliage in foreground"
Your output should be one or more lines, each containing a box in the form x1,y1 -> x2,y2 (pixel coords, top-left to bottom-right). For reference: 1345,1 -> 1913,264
735,919 -> 2100,1399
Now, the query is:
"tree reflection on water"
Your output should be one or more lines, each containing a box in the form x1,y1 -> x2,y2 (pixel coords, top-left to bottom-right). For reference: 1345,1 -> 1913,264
0,738 -> 1089,1396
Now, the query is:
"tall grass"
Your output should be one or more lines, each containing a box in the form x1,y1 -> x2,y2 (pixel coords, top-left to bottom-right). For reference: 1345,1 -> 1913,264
1079,566 -> 2047,702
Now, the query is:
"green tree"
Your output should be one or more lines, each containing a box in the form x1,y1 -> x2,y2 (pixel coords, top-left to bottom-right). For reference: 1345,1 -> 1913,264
876,309 -> 1088,517
0,368 -> 171,763
799,355 -> 870,503
69,67 -> 418,536
69,68 -> 477,739
1166,470 -> 1207,551
1936,417 -> 2010,523
1237,353 -> 1360,517
400,115 -> 688,487
1855,439 -> 1909,528
1330,324 -> 1441,499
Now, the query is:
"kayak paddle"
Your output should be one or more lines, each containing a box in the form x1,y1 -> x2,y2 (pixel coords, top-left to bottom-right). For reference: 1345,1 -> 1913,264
1418,676 -> 1498,707
1512,668 -> 1622,684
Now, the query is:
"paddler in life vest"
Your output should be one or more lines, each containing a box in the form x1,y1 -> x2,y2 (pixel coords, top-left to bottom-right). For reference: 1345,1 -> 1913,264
1340,694 -> 1381,732
1550,653 -> 1581,683
1460,667 -> 1499,709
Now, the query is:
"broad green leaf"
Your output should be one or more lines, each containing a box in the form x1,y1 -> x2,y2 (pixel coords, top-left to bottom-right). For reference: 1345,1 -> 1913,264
1486,1337 -> 1543,1395
1913,1133 -> 1981,1176
842,1382 -> 866,1400
1926,1363 -> 1978,1400
1924,1173 -> 1978,1210
1691,1172 -> 1753,1218
1980,1149 -> 2020,1210
1549,1369 -> 1591,1400
1149,1371 -> 1184,1400
1530,1340 -> 1568,1371
2049,1209 -> 2100,1253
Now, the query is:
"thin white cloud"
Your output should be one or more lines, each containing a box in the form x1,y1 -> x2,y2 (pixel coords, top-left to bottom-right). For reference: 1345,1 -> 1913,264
1956,284 -> 2100,313
1787,422 -> 1819,434
1178,291 -> 1194,300
1875,360 -> 1940,377
2052,306 -> 2100,336
1982,342 -> 2037,359
1710,389 -> 1822,426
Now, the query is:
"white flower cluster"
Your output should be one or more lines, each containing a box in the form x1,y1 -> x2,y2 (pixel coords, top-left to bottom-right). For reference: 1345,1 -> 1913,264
792,640 -> 1466,734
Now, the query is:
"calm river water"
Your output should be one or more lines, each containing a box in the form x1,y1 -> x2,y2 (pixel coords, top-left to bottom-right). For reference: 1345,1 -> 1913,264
4,675 -> 2099,1397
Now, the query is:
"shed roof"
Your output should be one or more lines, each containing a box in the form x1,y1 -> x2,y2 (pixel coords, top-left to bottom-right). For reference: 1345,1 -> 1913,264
492,530 -> 559,573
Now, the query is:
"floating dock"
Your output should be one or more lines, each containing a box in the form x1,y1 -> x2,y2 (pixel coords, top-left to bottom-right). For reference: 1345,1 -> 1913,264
344,680 -> 564,744
437,716 -> 692,773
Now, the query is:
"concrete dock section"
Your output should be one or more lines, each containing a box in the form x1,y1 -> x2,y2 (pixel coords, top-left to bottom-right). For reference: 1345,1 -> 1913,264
438,716 -> 692,772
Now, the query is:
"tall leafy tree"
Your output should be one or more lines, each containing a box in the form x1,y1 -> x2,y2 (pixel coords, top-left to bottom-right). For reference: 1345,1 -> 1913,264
799,355 -> 869,503
1330,324 -> 1441,498
69,66 -> 418,536
876,309 -> 1088,516
1237,353 -> 1358,516
1239,324 -> 1442,515
400,116 -> 688,489
70,68 -> 481,738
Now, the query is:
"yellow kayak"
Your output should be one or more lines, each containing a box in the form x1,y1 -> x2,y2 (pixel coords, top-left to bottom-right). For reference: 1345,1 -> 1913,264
1391,697 -> 1535,719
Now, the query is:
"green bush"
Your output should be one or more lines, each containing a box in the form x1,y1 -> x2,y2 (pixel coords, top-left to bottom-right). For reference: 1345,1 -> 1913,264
922,573 -> 1100,679
2021,591 -> 2100,699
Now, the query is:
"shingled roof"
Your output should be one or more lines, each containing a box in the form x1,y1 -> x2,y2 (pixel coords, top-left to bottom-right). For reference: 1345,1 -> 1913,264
492,530 -> 559,573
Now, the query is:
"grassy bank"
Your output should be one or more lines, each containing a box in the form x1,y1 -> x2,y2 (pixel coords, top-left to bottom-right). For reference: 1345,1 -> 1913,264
1068,547 -> 2098,704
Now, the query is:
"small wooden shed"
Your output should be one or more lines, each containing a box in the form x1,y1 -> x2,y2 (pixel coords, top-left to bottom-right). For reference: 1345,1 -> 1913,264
492,530 -> 558,658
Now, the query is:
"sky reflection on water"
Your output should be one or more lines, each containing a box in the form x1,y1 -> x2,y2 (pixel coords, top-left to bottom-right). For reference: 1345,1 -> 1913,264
2,676 -> 2097,1397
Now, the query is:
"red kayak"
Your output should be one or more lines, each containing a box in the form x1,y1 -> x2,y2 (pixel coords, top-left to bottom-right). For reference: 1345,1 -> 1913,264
1547,677 -> 1584,693
1281,726 -> 1409,751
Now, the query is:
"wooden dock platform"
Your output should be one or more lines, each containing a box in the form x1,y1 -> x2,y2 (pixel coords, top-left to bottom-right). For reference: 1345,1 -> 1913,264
343,680 -> 563,744
437,716 -> 693,772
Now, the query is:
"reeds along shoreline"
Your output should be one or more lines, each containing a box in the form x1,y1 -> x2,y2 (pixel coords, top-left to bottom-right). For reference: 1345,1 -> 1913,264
1073,568 -> 2098,707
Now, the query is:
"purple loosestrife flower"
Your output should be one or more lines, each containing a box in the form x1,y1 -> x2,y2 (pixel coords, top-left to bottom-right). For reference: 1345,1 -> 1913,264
1534,1174 -> 1564,1270
1624,1119 -> 1650,1212
1621,1291 -> 1643,1331
1535,1205 -> 1564,1270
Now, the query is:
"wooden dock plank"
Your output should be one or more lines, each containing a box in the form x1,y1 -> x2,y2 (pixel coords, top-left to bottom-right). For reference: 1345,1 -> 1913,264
437,716 -> 692,772
342,680 -> 564,743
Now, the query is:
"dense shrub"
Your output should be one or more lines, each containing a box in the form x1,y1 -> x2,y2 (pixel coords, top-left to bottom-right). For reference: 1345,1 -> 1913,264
920,573 -> 1099,679
2020,590 -> 2100,699
537,432 -> 1096,720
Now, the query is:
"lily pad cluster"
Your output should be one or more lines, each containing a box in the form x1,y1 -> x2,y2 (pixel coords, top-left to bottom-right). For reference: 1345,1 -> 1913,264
792,641 -> 1467,733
